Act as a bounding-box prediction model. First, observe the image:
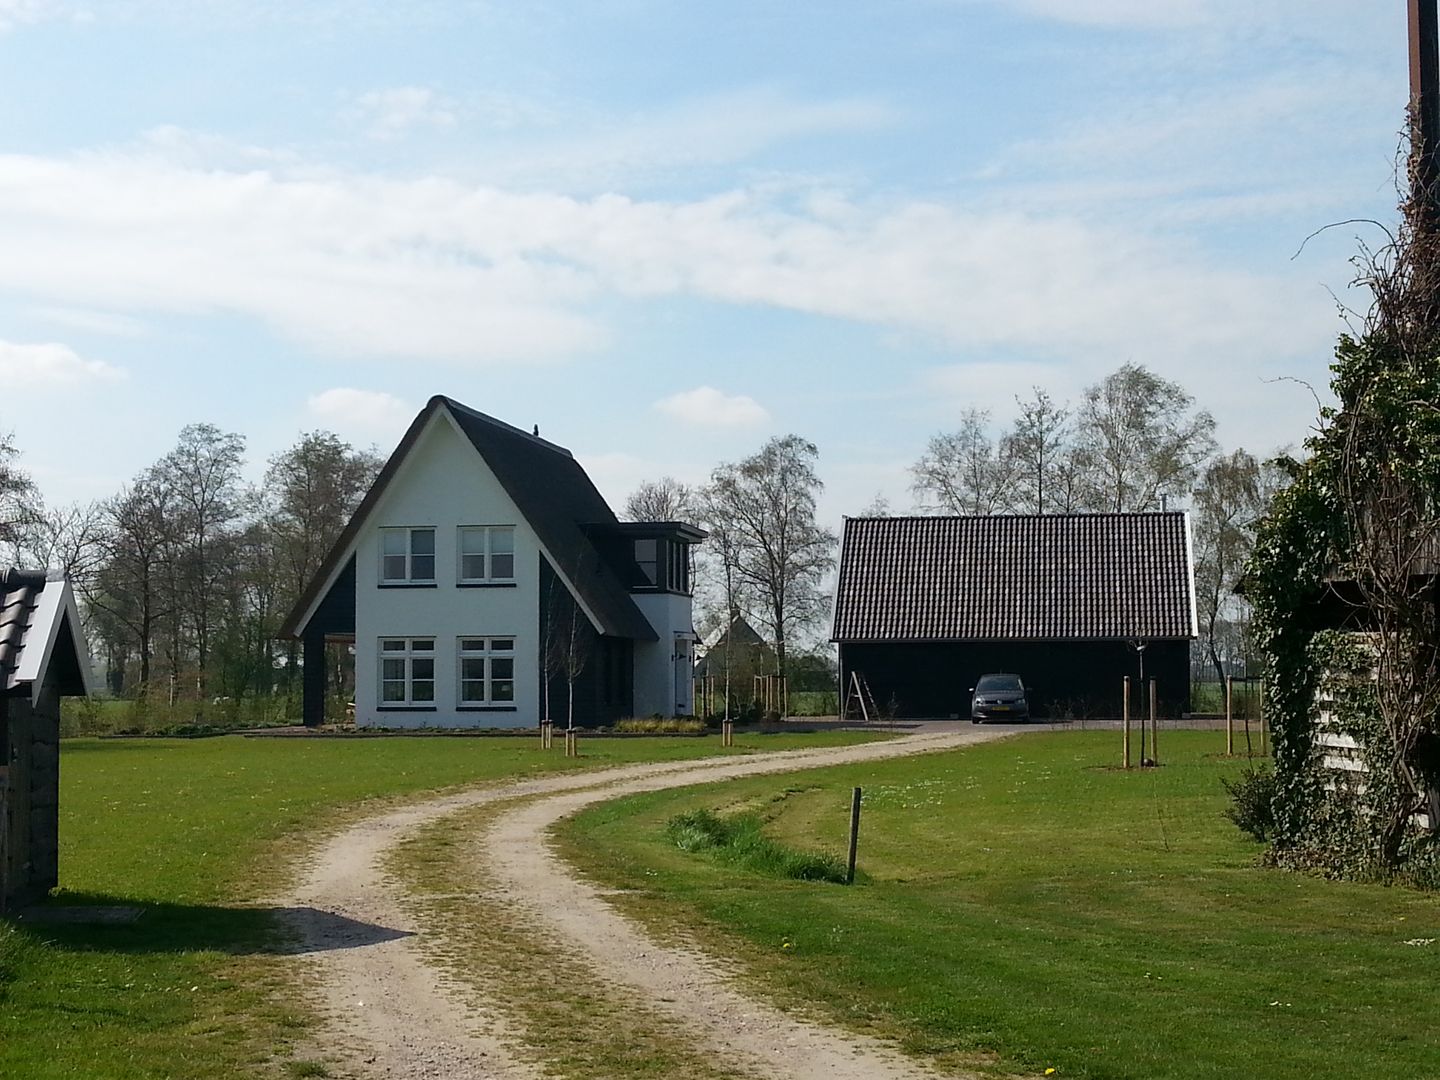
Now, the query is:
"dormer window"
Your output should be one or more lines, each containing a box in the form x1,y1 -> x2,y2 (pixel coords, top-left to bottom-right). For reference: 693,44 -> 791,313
459,526 -> 516,584
635,539 -> 659,587
381,528 -> 436,584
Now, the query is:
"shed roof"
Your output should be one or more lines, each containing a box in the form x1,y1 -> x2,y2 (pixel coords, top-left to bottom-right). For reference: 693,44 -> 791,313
831,513 -> 1197,643
1,569 -> 94,701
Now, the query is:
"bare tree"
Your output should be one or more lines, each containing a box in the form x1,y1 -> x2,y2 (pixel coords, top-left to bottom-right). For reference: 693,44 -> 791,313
1072,364 -> 1217,512
703,435 -> 836,684
1002,388 -> 1071,514
0,428 -> 41,560
911,409 -> 1013,515
624,476 -> 694,522
153,424 -> 246,690
90,472 -> 178,689
1192,449 -> 1267,685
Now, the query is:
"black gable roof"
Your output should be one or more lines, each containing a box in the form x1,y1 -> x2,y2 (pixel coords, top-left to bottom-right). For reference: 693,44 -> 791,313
281,396 -> 656,641
441,398 -> 656,641
831,512 -> 1196,643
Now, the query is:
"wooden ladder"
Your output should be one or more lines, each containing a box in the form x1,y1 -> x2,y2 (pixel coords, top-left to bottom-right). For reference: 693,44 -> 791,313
844,670 -> 880,725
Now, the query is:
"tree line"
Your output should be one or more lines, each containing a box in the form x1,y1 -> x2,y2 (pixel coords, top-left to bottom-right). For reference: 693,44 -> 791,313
0,360 -> 1286,717
629,362 -> 1291,692
0,425 -> 381,712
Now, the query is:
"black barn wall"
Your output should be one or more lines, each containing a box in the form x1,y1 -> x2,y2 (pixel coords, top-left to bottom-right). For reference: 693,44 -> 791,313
840,639 -> 1191,720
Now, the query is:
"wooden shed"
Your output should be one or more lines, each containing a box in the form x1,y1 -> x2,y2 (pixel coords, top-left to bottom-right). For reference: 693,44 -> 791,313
1,569 -> 94,910
831,513 -> 1198,720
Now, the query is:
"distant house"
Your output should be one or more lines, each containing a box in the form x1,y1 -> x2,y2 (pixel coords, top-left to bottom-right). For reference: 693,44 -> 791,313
280,396 -> 705,729
831,513 -> 1197,720
693,613 -> 775,682
2,570 -> 95,909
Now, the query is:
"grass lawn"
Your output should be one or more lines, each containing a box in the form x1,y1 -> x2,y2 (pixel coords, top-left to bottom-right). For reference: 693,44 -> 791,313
558,730 -> 1440,1080
0,729 -> 878,1080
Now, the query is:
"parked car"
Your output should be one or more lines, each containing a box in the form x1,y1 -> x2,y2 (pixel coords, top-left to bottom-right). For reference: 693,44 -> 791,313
970,673 -> 1030,722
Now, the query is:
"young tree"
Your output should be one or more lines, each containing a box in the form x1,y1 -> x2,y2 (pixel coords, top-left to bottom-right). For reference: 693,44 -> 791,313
910,409 -> 1013,515
703,435 -> 836,684
1072,363 -> 1217,512
624,476 -> 694,522
1001,388 -> 1071,514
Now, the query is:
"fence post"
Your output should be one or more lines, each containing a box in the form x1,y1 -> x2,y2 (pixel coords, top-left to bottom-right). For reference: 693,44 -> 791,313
846,787 -> 862,885
1123,676 -> 1131,769
1225,677 -> 1233,756
1149,678 -> 1158,765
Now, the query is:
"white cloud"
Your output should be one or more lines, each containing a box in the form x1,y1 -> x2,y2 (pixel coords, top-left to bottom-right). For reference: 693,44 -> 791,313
0,146 -> 1339,376
654,387 -> 770,428
347,87 -> 457,141
306,388 -> 414,443
0,0 -> 60,32
32,306 -> 147,338
0,339 -> 125,386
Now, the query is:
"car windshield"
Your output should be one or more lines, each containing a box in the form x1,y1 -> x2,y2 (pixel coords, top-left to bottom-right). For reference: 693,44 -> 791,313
977,675 -> 1023,693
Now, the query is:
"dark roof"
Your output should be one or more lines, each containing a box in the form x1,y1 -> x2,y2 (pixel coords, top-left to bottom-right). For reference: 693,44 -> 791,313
1,569 -> 91,697
281,396 -> 657,641
831,513 -> 1196,643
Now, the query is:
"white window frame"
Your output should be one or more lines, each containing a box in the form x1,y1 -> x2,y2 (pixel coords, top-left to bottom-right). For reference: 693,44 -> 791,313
457,636 -> 517,705
457,526 -> 516,584
378,637 -> 437,706
380,527 -> 437,584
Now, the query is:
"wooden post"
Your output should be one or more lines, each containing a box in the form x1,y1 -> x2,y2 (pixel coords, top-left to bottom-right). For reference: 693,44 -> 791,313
1259,677 -> 1267,757
1225,676 -> 1233,756
1123,676 -> 1131,769
1149,678 -> 1158,765
846,786 -> 862,885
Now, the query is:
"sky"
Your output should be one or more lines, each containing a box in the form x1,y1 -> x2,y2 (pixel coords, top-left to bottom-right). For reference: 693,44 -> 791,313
0,0 -> 1414,528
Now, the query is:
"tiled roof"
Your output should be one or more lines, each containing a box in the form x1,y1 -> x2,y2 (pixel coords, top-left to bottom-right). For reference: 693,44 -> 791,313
831,513 -> 1196,642
0,570 -> 45,692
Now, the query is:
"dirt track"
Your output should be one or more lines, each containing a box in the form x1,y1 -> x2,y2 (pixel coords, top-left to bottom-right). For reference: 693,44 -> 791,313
279,727 -> 1020,1079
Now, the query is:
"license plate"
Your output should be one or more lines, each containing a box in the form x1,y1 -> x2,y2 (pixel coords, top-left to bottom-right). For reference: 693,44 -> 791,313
991,704 -> 1010,711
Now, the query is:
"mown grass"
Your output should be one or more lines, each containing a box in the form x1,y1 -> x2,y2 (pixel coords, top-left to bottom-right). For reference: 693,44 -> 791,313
1,729 -> 881,1080
558,730 -> 1440,1080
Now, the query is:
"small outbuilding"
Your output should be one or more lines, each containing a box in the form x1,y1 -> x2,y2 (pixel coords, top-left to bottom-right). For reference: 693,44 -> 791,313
831,513 -> 1197,720
1,569 -> 94,910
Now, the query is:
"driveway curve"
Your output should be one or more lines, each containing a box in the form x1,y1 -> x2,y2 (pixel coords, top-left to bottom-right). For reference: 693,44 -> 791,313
280,726 -> 1030,1079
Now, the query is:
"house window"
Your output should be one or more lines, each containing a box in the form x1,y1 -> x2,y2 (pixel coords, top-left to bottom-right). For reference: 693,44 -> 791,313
668,542 -> 690,594
379,638 -> 436,706
634,538 -> 658,587
381,528 -> 436,584
458,526 -> 516,583
458,637 -> 516,704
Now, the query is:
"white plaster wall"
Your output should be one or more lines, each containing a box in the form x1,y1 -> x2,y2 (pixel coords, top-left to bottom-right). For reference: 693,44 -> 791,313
632,591 -> 696,717
353,413 -> 539,729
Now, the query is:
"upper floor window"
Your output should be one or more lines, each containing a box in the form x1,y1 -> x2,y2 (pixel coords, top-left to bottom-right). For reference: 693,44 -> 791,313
381,528 -> 436,584
634,538 -> 658,587
669,541 -> 691,594
458,526 -> 516,584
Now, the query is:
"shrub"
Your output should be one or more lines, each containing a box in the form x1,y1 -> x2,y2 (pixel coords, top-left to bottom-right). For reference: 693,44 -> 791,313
613,717 -> 706,734
1222,766 -> 1277,842
664,808 -> 849,883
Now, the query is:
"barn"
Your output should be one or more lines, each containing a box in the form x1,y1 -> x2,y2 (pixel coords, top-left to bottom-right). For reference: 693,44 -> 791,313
831,513 -> 1197,721
1,569 -> 94,910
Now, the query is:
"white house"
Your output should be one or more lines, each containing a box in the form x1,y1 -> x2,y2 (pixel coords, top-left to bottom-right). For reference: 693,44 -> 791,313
280,396 -> 704,729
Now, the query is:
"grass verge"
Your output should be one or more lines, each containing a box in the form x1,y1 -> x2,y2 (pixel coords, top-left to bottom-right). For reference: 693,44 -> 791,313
557,729 -> 1440,1080
2,730 -> 881,1079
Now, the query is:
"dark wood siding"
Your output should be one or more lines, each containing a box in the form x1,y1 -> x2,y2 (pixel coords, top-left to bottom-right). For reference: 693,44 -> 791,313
840,639 -> 1191,720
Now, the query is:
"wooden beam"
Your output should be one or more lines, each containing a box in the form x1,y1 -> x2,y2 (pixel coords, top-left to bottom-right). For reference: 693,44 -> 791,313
1411,0 -> 1440,212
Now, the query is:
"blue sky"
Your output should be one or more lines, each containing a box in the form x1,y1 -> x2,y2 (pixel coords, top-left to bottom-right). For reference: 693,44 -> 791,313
0,1 -> 1411,524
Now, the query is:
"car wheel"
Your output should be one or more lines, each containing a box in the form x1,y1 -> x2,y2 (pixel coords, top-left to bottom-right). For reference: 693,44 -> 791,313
971,717 -> 981,724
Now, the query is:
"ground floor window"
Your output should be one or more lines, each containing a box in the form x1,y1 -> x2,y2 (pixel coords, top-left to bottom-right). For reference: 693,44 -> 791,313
458,637 -> 516,704
379,638 -> 435,705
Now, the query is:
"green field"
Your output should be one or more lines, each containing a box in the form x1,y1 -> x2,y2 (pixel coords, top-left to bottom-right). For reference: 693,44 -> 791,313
0,730 -> 877,1080
558,730 -> 1440,1080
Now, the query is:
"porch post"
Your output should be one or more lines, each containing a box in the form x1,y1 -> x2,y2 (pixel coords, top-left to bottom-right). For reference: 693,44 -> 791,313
302,630 -> 326,728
